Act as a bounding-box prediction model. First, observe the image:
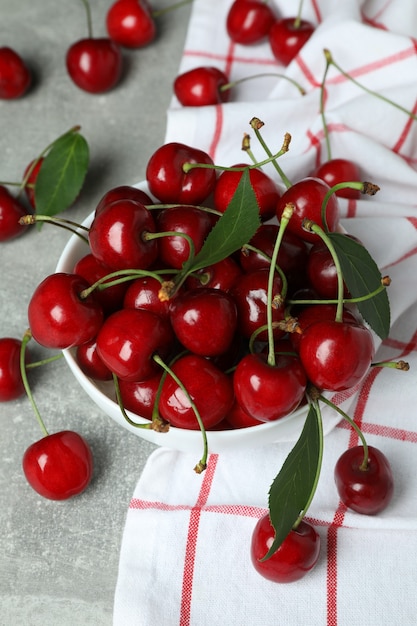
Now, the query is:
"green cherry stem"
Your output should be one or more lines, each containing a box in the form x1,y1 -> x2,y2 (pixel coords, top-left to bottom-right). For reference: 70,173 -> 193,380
19,329 -> 49,437
294,0 -> 306,28
371,359 -> 410,371
112,374 -> 155,430
249,121 -> 293,189
319,51 -> 332,161
19,214 -> 90,243
287,278 -> 389,307
26,352 -> 64,369
153,353 -> 208,474
78,268 -> 171,299
219,73 -> 306,96
152,0 -> 193,19
80,0 -> 93,38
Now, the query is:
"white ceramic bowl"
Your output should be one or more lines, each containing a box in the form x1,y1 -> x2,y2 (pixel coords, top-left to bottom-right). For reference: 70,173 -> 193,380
55,182 -> 340,454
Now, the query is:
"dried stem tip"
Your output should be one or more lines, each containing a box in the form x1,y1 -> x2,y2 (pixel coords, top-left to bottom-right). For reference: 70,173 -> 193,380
158,280 -> 176,302
19,215 -> 36,225
241,133 -> 251,152
362,182 -> 380,196
250,117 -> 264,130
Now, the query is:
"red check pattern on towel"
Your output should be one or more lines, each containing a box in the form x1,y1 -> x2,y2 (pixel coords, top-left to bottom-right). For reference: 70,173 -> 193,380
114,1 -> 417,624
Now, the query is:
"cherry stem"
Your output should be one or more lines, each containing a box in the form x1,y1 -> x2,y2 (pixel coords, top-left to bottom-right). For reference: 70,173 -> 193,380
302,220 -> 345,322
249,121 -> 293,189
319,51 -> 332,161
146,203 -> 222,218
266,204 -> 293,366
143,229 -> 196,264
241,243 -> 288,296
112,374 -> 155,430
19,329 -> 49,438
151,0 -> 193,19
324,49 -> 417,123
152,353 -> 208,473
318,392 -> 369,470
293,397 -> 324,529
80,0 -> 93,38
372,359 -> 410,371
220,73 -> 306,96
79,268 -> 169,299
288,279 -> 388,307
19,214 -> 89,243
26,352 -> 64,369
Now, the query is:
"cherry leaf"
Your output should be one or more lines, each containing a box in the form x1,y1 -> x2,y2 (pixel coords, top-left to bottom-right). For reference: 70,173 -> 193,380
183,168 -> 261,274
34,129 -> 89,218
264,403 -> 321,560
328,232 -> 391,339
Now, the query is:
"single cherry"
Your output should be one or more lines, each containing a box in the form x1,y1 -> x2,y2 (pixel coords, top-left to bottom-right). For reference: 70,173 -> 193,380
334,445 -> 394,515
251,513 -> 321,583
313,158 -> 361,200
0,186 -> 29,241
174,66 -> 230,107
75,339 -> 113,381
269,17 -> 315,66
0,337 -> 30,401
95,185 -> 153,216
0,47 -> 31,99
106,0 -> 156,48
226,0 -> 276,45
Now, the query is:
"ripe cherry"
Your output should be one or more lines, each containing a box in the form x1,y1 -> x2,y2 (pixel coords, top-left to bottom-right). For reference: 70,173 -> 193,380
226,0 -> 276,45
233,352 -> 306,422
251,513 -> 320,583
75,339 -> 113,381
298,319 -> 374,392
306,240 -> 350,300
313,158 -> 361,200
169,287 -> 238,357
158,353 -> 234,430
290,304 -> 359,352
214,165 -> 280,221
269,17 -> 315,66
95,308 -> 174,382
27,272 -> 104,350
95,185 -> 153,216
0,337 -> 30,401
22,430 -> 93,500
174,66 -> 230,106
118,372 -> 162,421
66,38 -> 123,93
145,142 -> 217,205
106,0 -> 156,48
0,47 -> 31,99
334,445 -> 394,515
0,186 -> 29,241
123,275 -> 173,319
275,177 -> 340,244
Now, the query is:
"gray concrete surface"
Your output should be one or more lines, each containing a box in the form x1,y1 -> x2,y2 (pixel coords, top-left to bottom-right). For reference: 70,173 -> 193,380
0,1 -> 192,624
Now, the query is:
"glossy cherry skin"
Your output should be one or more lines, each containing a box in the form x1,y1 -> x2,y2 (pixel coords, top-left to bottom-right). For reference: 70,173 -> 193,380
88,199 -> 158,271
334,446 -> 394,515
226,398 -> 263,428
269,17 -> 315,66
28,273 -> 104,350
22,430 -> 93,500
156,205 -> 214,269
0,186 -> 29,241
123,275 -> 173,319
96,308 -> 174,382
275,177 -> 340,244
66,38 -> 123,93
73,253 -> 128,315
251,514 -> 321,583
214,165 -> 280,221
313,158 -> 361,200
298,319 -> 374,392
185,256 -> 242,292
226,0 -> 276,45
106,0 -> 156,48
95,185 -> 153,216
229,268 -> 285,341
158,353 -> 234,430
306,240 -> 350,300
0,47 -> 31,99
118,372 -> 162,421
174,66 -> 230,107
170,287 -> 238,357
23,158 -> 44,209
75,339 -> 113,381
233,352 -> 306,422
290,304 -> 359,352
0,338 -> 30,401
145,142 -> 217,205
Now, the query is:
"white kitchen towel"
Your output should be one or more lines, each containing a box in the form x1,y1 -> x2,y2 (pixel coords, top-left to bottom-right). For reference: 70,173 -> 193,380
114,2 -> 417,624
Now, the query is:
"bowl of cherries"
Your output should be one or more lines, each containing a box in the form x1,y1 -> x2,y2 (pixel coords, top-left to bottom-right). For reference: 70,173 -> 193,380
35,135 -> 388,464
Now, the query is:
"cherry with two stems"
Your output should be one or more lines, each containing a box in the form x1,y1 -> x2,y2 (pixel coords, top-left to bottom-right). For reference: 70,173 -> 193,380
19,330 -> 94,500
66,0 -> 123,93
0,47 -> 31,99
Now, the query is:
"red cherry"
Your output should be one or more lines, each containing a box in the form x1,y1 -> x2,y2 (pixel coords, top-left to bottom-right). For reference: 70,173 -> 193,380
173,66 -> 230,107
214,165 -> 280,221
0,186 -> 29,241
334,445 -> 394,515
251,514 -> 320,583
269,17 -> 315,66
0,47 -> 31,99
158,353 -> 234,430
118,372 -> 162,420
106,0 -> 156,48
145,142 -> 217,205
0,337 -> 30,402
290,304 -> 359,352
95,308 -> 174,382
226,0 -> 276,45
298,319 -> 374,392
95,185 -> 153,216
88,199 -> 158,271
185,256 -> 242,292
123,275 -> 173,319
73,253 -> 128,315
233,352 -> 306,422
28,272 -> 104,349
170,287 -> 238,357
306,240 -> 350,300
75,339 -> 113,381
313,158 -> 361,200
226,398 -> 263,428
22,430 -> 93,500
23,158 -> 44,210
66,38 -> 123,93
275,177 -> 340,244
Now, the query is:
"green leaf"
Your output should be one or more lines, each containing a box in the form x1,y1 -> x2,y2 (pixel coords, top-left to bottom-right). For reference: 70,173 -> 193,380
265,403 -> 321,560
183,168 -> 261,274
34,130 -> 89,218
328,232 -> 391,339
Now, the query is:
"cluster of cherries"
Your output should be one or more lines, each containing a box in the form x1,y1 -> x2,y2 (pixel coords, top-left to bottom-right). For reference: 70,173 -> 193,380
0,0 -> 191,98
